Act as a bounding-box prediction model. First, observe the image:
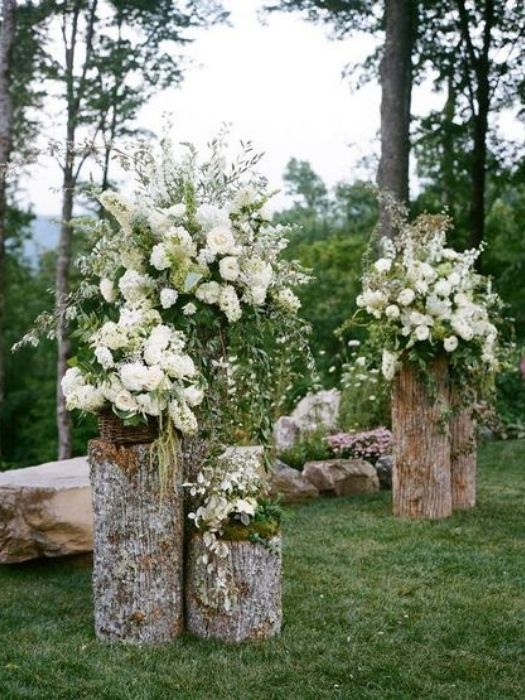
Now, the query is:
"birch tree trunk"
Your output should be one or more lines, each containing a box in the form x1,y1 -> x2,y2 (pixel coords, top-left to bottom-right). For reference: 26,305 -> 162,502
392,356 -> 452,519
186,534 -> 282,643
88,439 -> 184,645
450,388 -> 477,510
0,0 -> 16,460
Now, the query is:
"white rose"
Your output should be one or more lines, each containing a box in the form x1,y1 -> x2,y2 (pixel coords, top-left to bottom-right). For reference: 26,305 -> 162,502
94,346 -> 114,369
452,318 -> 474,341
160,288 -> 178,309
61,367 -> 84,395
120,363 -> 151,392
135,393 -> 164,417
183,385 -> 204,406
397,288 -> 415,306
374,258 -> 392,274
206,225 -> 236,255
97,321 -> 126,350
99,278 -> 115,303
150,243 -> 171,271
219,256 -> 240,282
385,304 -> 400,320
242,257 -> 273,288
414,325 -> 430,341
183,302 -> 197,316
118,269 -> 154,303
114,389 -> 137,413
196,281 -> 221,305
444,335 -> 459,352
161,352 -> 196,379
245,285 -> 267,306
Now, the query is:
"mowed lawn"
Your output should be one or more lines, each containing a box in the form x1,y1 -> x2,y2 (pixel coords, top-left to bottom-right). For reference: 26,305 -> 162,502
0,441 -> 524,700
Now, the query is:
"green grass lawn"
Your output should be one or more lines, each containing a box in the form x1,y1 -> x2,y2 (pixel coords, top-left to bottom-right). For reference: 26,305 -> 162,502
1,440 -> 524,700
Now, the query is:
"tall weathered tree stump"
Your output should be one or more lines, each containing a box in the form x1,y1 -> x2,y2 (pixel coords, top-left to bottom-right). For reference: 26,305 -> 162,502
88,439 -> 184,644
186,534 -> 282,643
450,389 -> 477,510
392,356 -> 452,519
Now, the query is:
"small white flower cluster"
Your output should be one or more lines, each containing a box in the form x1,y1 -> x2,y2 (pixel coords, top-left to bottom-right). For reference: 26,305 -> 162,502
184,449 -> 265,611
356,215 -> 501,380
62,310 -> 202,432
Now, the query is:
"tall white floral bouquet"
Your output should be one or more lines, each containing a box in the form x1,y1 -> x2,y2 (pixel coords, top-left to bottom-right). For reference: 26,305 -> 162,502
19,134 -> 313,442
356,213 -> 501,388
18,133 -> 314,611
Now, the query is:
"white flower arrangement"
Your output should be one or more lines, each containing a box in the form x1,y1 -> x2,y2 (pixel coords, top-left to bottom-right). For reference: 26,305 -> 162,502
54,135 -> 310,439
356,213 -> 501,382
184,448 -> 276,612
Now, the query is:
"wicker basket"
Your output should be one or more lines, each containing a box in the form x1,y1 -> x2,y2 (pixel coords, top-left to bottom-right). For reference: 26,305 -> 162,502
97,411 -> 159,446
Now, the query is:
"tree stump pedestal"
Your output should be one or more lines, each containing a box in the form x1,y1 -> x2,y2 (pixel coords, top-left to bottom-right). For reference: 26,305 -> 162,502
186,534 -> 282,643
392,356 -> 452,519
450,396 -> 477,510
88,439 -> 184,645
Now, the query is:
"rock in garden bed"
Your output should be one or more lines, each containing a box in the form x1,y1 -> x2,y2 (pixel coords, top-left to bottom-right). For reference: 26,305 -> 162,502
302,458 -> 379,497
268,460 -> 319,503
0,457 -> 92,563
273,389 -> 340,451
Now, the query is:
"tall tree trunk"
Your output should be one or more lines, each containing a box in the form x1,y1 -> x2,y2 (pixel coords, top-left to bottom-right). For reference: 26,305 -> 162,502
88,439 -> 184,644
0,0 -> 16,459
392,356 -> 452,519
468,66 -> 490,252
377,0 -> 415,237
455,0 -> 494,256
450,386 -> 477,510
56,137 -> 74,459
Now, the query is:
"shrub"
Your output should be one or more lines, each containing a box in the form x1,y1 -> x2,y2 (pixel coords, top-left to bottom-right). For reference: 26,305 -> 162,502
278,426 -> 331,470
338,341 -> 391,431
326,427 -> 393,463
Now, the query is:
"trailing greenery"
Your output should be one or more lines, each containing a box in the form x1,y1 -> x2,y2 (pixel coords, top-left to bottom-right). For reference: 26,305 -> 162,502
0,440 -> 523,698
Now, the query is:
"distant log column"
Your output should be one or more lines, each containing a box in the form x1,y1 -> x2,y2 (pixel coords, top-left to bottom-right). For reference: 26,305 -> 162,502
88,439 -> 184,645
450,388 -> 477,510
392,356 -> 452,519
186,534 -> 282,643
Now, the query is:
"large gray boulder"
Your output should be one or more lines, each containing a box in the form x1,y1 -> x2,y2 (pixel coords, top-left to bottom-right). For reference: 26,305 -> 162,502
273,389 -> 341,452
0,457 -> 93,563
268,460 -> 319,503
302,458 -> 379,497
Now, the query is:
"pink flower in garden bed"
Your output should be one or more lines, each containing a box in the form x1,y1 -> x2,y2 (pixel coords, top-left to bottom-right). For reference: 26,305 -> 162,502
326,427 -> 393,463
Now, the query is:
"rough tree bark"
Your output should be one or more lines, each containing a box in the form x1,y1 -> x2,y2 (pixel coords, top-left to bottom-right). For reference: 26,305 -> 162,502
186,534 -> 282,643
88,439 -> 184,644
377,0 -> 416,237
0,0 -> 16,459
450,387 -> 477,510
392,356 -> 452,519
